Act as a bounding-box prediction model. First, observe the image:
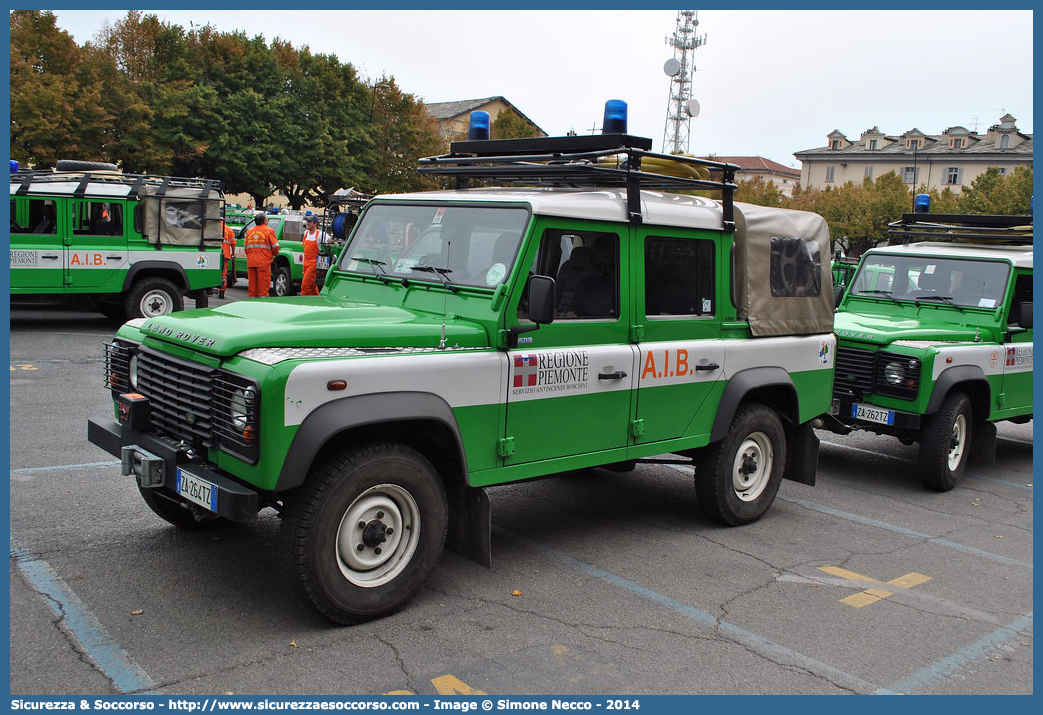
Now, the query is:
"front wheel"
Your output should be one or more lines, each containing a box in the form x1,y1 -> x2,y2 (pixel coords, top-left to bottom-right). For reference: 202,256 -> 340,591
281,443 -> 448,624
695,404 -> 786,526
920,392 -> 972,491
125,277 -> 183,319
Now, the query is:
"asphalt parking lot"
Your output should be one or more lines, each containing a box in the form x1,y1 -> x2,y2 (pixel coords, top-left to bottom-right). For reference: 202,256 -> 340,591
9,290 -> 1033,696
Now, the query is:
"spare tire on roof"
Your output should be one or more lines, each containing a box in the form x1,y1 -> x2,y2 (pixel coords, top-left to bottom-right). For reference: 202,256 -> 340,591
55,159 -> 120,172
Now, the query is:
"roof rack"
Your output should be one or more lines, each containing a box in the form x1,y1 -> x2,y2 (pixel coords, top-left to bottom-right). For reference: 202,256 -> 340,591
11,168 -> 223,202
887,213 -> 1032,245
417,134 -> 740,227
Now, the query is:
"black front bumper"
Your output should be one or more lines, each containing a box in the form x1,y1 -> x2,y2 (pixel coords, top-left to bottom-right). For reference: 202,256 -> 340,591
88,418 -> 260,522
829,397 -> 922,432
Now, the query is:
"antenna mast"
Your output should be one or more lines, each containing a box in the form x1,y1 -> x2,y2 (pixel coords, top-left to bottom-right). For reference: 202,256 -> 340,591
662,10 -> 706,154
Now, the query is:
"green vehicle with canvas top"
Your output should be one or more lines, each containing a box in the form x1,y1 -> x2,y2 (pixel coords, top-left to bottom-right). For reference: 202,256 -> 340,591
10,160 -> 224,320
825,207 -> 1032,490
87,105 -> 837,624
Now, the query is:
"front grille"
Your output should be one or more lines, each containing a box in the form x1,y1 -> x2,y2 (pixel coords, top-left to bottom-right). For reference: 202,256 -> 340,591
834,345 -> 920,401
135,347 -> 217,445
834,346 -> 876,397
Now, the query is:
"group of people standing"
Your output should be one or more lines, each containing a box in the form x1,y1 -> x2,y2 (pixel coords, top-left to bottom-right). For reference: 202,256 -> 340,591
219,212 -> 326,299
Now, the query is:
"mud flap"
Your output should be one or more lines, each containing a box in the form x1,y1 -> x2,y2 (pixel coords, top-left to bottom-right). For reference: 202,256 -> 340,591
784,421 -> 819,486
445,485 -> 492,568
970,420 -> 997,467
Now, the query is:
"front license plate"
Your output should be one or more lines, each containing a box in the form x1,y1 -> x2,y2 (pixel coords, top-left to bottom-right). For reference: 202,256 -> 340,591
851,403 -> 895,426
176,468 -> 218,512
318,256 -> 331,269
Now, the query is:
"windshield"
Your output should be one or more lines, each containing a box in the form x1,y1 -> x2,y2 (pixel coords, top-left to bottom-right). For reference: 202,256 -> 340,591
338,204 -> 530,289
850,253 -> 1010,309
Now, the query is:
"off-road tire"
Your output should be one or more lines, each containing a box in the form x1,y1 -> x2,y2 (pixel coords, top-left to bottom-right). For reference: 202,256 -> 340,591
695,403 -> 786,526
920,392 -> 972,492
271,265 -> 295,297
125,277 -> 183,319
281,443 -> 448,625
138,485 -> 231,530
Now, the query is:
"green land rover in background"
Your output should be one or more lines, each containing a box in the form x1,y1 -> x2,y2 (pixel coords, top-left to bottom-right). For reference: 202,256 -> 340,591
10,160 -> 224,320
826,211 -> 1032,491
88,122 -> 839,624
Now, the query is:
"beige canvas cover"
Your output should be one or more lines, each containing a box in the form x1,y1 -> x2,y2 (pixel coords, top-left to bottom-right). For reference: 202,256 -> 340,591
733,201 -> 834,336
140,184 -> 223,247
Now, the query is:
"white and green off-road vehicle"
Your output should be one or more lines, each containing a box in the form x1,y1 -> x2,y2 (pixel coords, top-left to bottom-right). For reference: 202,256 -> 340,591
88,112 -> 837,623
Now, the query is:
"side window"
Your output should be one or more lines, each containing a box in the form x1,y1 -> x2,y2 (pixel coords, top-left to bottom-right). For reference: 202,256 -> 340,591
769,236 -> 822,297
645,235 -> 715,317
13,198 -> 58,234
72,200 -> 123,236
1007,273 -> 1032,324
520,228 -> 620,320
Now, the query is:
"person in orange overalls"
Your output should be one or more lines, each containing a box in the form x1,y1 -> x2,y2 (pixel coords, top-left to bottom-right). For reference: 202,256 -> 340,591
244,213 -> 280,298
299,214 -> 324,296
219,220 -> 236,299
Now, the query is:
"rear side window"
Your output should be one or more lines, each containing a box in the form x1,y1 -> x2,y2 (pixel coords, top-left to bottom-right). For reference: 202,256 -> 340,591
645,235 -> 715,316
769,236 -> 821,297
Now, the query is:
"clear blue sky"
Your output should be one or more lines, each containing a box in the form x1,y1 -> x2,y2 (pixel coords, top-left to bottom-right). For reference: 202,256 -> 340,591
51,9 -> 1033,168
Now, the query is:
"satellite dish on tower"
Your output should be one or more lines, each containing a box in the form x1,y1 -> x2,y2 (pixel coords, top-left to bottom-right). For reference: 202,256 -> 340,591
663,58 -> 682,77
685,99 -> 700,118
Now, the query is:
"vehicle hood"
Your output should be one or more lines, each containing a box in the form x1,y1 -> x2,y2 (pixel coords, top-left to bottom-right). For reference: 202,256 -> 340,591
132,296 -> 490,356
834,311 -> 982,346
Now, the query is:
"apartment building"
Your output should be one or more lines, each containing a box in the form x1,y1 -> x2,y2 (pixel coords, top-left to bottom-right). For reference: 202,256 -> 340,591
794,114 -> 1032,191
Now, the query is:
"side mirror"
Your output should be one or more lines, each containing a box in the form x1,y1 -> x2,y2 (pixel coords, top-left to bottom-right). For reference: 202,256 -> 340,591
1017,301 -> 1032,329
508,275 -> 556,348
527,275 -> 556,325
834,284 -> 846,309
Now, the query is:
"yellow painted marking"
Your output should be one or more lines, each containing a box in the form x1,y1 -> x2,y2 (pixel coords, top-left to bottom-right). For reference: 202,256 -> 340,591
819,566 -> 932,608
11,364 -> 38,371
431,675 -> 487,695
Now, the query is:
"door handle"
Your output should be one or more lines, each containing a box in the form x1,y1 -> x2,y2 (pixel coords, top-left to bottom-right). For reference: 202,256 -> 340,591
695,363 -> 720,371
40,254 -> 59,260
598,370 -> 628,380
106,254 -> 123,260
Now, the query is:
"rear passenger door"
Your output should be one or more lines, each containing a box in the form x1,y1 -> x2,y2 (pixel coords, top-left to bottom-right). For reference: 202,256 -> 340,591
503,219 -> 636,464
66,199 -> 128,290
632,228 -> 726,445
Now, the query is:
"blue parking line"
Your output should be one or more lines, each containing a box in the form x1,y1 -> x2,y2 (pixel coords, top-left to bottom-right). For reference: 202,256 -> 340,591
501,528 -> 881,694
778,495 -> 1032,570
11,461 -> 121,474
877,612 -> 1033,694
10,539 -> 154,693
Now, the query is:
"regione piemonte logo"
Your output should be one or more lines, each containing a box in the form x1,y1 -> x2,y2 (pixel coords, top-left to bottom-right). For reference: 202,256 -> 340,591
513,354 -> 538,387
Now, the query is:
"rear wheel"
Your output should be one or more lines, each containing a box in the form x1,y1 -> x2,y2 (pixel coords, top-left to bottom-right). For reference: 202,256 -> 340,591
695,404 -> 786,526
271,265 -> 295,297
281,443 -> 448,624
125,277 -> 183,319
920,392 -> 972,491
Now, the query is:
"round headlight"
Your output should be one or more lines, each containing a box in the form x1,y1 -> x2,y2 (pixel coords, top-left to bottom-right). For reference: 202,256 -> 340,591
883,361 -> 906,385
128,354 -> 139,389
230,386 -> 256,431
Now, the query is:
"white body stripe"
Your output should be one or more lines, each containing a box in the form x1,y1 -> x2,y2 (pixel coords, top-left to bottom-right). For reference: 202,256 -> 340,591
10,249 -> 216,271
925,343 -> 1034,378
279,334 -> 836,427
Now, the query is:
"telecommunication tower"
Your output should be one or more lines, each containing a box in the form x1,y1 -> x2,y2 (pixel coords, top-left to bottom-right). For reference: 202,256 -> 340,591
661,10 -> 706,154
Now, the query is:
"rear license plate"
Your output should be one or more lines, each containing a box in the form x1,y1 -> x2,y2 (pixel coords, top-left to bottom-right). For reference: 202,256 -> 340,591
176,468 -> 218,512
851,403 -> 895,426
318,256 -> 331,269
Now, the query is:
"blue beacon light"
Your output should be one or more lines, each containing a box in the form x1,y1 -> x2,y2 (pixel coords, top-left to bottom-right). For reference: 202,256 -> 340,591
10,160 -> 19,173
468,111 -> 490,140
914,193 -> 931,213
602,100 -> 628,134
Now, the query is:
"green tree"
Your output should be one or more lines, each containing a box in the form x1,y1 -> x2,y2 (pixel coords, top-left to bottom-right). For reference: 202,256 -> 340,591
491,109 -> 541,140
367,78 -> 442,194
9,10 -> 110,167
734,175 -> 785,207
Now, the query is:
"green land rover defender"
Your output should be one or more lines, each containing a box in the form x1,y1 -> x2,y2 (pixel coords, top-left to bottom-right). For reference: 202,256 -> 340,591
10,160 -> 224,320
827,211 -> 1032,491
88,125 -> 837,624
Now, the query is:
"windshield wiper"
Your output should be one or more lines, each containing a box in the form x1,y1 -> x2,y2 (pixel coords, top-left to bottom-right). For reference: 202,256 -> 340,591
350,256 -> 394,285
860,289 -> 902,305
917,294 -> 965,312
411,266 -> 458,293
